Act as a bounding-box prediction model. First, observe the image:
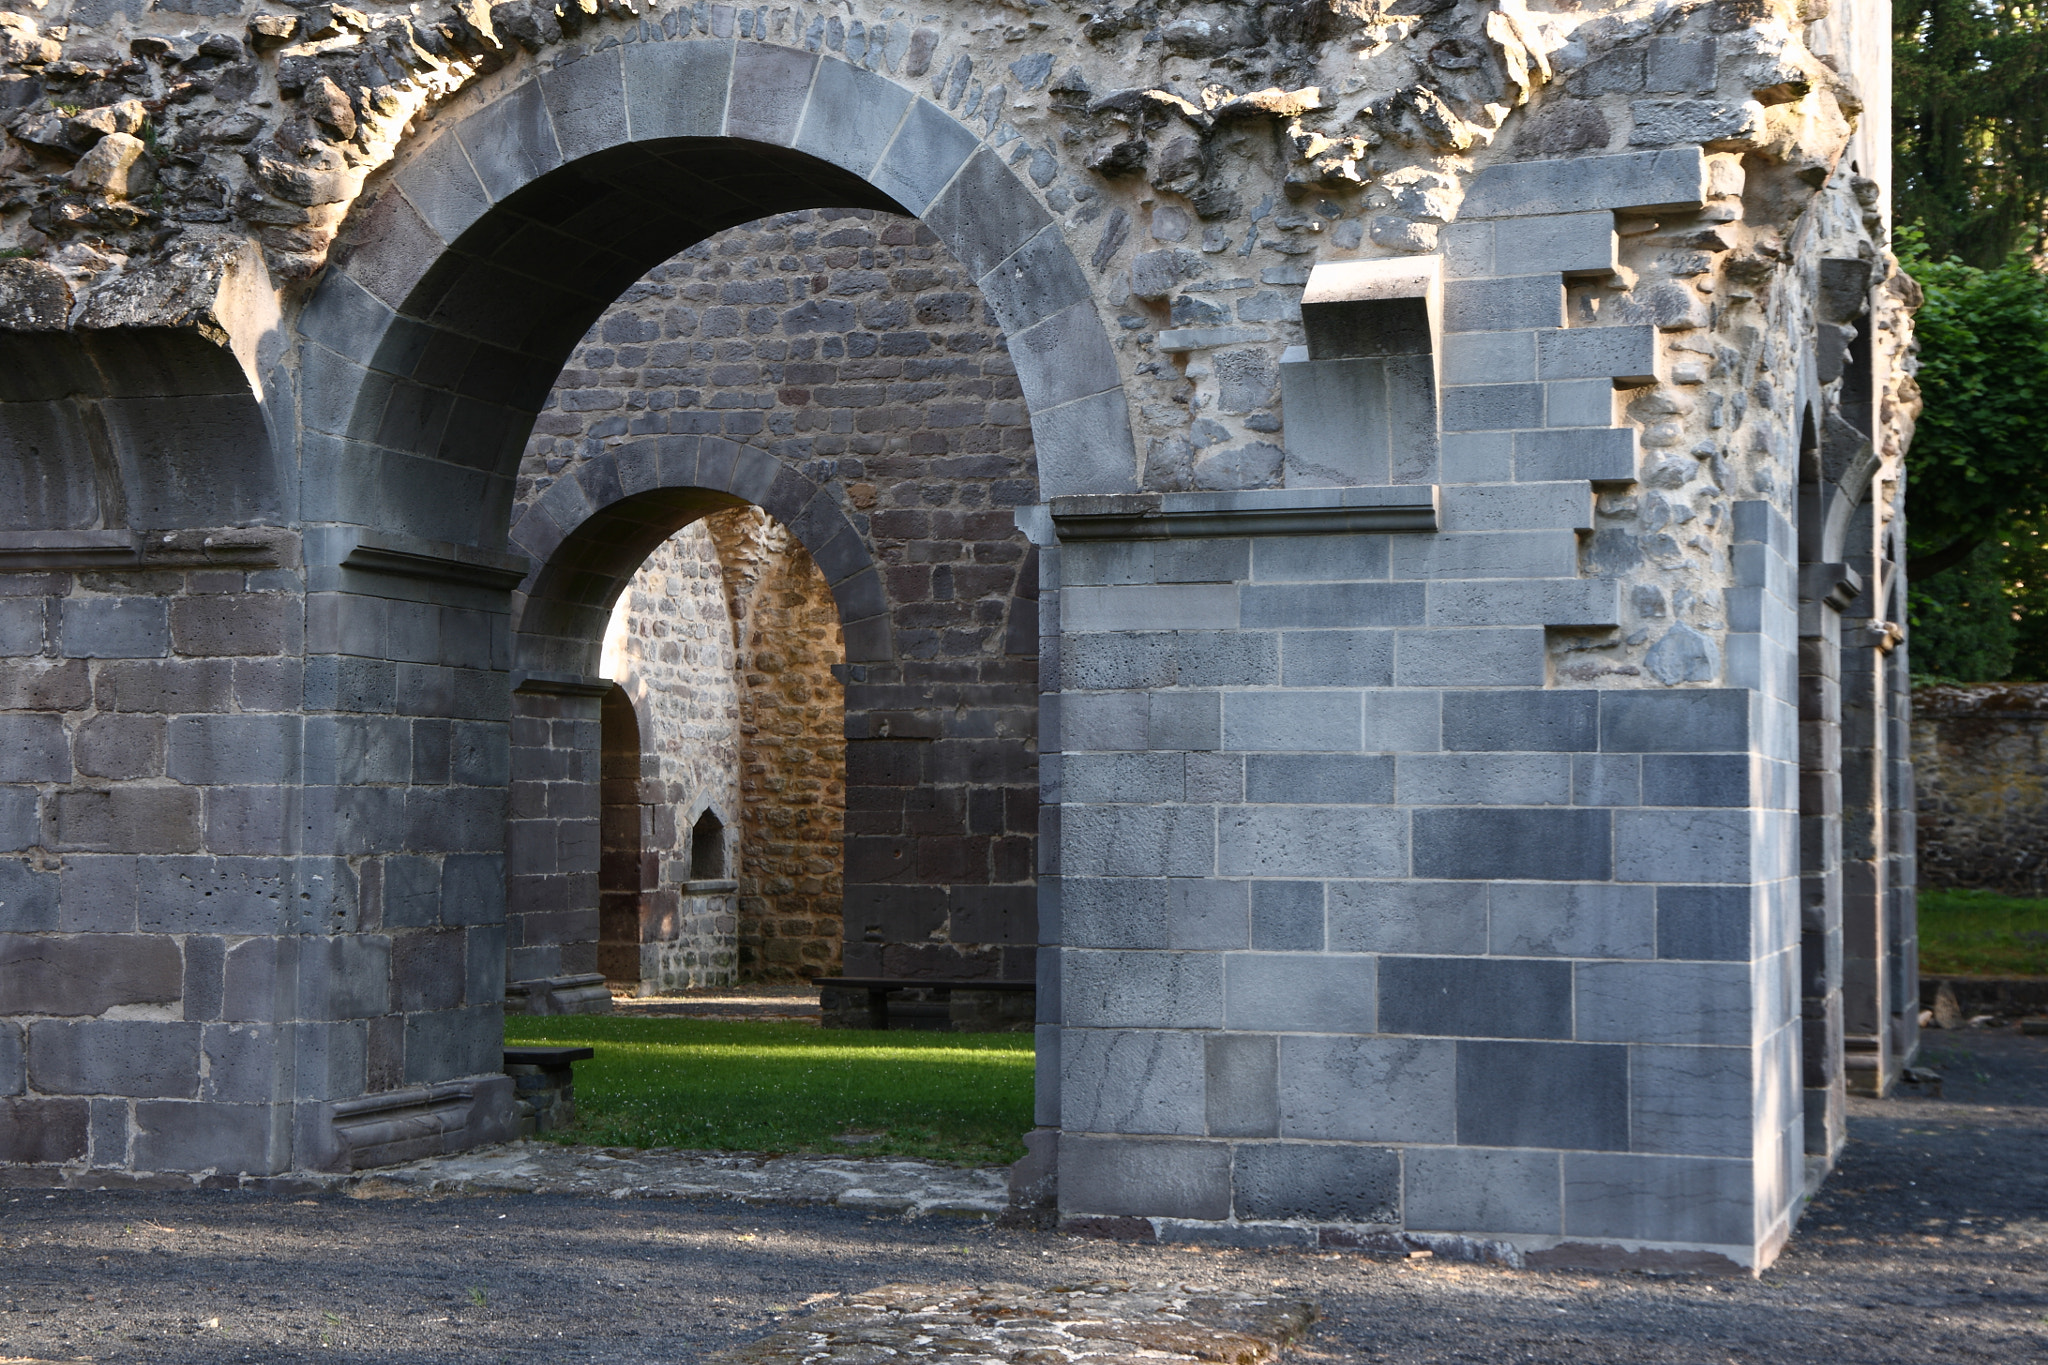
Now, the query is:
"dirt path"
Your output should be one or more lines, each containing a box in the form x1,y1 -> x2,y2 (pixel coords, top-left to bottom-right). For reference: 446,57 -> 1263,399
0,1030 -> 2042,1364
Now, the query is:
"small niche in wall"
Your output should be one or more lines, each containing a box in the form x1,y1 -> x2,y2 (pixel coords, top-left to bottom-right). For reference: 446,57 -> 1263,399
690,810 -> 727,881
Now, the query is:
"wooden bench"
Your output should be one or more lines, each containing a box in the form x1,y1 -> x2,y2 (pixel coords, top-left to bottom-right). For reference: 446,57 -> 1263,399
812,977 -> 1034,1031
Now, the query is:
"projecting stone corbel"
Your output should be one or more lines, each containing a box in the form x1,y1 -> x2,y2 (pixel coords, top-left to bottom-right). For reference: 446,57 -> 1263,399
1277,257 -> 1442,488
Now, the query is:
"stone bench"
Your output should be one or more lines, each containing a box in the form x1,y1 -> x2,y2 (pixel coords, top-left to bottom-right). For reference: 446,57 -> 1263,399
504,1046 -> 595,1136
813,977 -> 1035,1032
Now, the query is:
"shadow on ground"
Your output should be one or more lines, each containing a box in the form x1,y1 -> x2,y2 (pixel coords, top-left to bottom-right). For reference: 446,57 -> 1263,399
0,1031 -> 2043,1363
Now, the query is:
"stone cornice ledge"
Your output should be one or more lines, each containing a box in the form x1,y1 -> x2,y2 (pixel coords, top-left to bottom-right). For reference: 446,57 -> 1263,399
1047,486 -> 1440,540
341,531 -> 531,591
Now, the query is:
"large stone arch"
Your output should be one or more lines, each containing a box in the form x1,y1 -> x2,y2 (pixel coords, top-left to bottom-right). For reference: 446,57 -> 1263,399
296,35 -> 1137,565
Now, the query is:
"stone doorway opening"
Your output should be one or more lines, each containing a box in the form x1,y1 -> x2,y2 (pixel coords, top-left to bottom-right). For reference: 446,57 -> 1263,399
590,505 -> 848,996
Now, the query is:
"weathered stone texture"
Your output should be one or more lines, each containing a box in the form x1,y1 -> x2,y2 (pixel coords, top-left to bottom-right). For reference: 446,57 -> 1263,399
1913,685 -> 2048,896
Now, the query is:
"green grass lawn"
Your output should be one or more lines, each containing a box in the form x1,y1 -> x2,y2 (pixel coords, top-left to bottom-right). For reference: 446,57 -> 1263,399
502,1016 -> 1035,1167
1918,887 -> 2048,977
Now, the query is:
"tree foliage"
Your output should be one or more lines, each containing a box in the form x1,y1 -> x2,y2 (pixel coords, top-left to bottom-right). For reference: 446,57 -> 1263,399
1895,0 -> 2048,267
1897,232 -> 2048,574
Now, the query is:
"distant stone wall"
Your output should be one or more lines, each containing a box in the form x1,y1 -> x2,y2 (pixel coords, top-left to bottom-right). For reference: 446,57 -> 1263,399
1913,685 -> 2048,896
518,206 -> 1040,984
711,509 -> 847,978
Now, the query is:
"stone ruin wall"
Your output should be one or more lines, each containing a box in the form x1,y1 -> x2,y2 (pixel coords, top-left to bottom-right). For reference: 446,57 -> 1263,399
523,206 -> 1040,980
0,0 -> 1917,697
1912,685 -> 2048,898
708,506 -> 846,979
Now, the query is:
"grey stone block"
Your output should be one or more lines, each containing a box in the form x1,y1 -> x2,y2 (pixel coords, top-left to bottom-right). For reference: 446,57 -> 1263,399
60,597 -> 168,659
1563,1153 -> 1751,1246
182,934 -> 224,1022
1379,956 -> 1573,1039
1361,689 -> 1440,753
1251,535 -> 1388,583
923,146 -> 1054,282
304,716 -> 410,786
1169,877 -> 1247,950
454,78 -> 561,202
1537,325 -> 1656,382
1573,753 -> 1641,807
1223,952 -> 1374,1032
0,598 -> 44,656
0,855 -> 57,930
395,127 -> 494,243
1178,631 -> 1280,687
1457,1040 -> 1628,1149
1444,277 -> 1563,334
1656,884 -> 1751,961
295,1018 -> 369,1102
75,714 -> 165,779
166,714 -> 298,786
1440,431 -> 1515,483
1058,1134 -> 1231,1219
0,786 -> 35,856
1545,378 -> 1617,428
1221,693 -> 1361,752
59,854 -> 138,932
1219,807 -> 1404,878
1646,36 -> 1716,93
1250,881 -> 1325,950
1613,808 -> 1751,883
1490,882 -> 1655,958
1394,628 -> 1546,686
132,1098 -> 279,1175
1439,481 -> 1596,534
869,95 -> 981,214
1600,690 -> 1750,752
0,931 -> 179,1015
28,1019 -> 201,1098
1008,299 -> 1122,414
0,715 -> 66,785
1443,689 -> 1597,752
1631,1044 -> 1751,1158
1030,388 -> 1142,498
1641,754 -> 1750,806
978,224 -> 1096,342
1233,1141 -> 1400,1224
1461,148 -> 1708,218
1575,960 -> 1749,1046
1514,427 -> 1638,482
1246,754 -> 1393,805
295,933 -> 393,1020
201,1022 -> 289,1104
1060,1028 -> 1205,1135
1062,948 -> 1224,1028
1398,753 -> 1571,806
724,41 -> 818,145
1281,631 -> 1395,688
1061,583 -> 1237,633
1279,1034 -> 1455,1142
203,786 -> 290,857
1061,690 -> 1149,751
1063,877 -> 1169,949
1412,807 -> 1611,881
441,853 -> 505,926
402,1004 -> 500,1084
1205,1033 -> 1277,1138
1062,804 -> 1214,878
1425,578 -> 1619,628
1148,691 -> 1220,752
0,1096 -> 89,1164
0,1021 -> 18,1095
87,1097 -> 126,1168
1442,329 -> 1536,386
138,856 -> 289,934
46,786 -> 202,853
621,39 -> 731,140
538,47 -> 626,162
222,935 -> 296,1022
1404,1146 -> 1562,1234
1518,210 -> 1619,274
1629,99 -> 1766,148
1326,880 -> 1484,954
1443,383 -> 1544,432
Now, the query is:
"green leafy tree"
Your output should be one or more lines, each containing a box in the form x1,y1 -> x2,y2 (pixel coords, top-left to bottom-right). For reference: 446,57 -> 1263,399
1909,541 -> 2017,681
1898,233 -> 2048,578
1895,0 -> 2048,267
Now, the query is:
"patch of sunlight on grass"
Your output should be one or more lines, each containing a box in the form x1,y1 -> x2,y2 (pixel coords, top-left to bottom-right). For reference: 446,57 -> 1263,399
503,1015 -> 1035,1166
1919,887 -> 2048,977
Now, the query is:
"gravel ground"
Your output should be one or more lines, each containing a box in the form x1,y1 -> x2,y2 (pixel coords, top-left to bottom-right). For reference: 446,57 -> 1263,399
0,1028 -> 2042,1364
